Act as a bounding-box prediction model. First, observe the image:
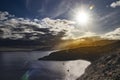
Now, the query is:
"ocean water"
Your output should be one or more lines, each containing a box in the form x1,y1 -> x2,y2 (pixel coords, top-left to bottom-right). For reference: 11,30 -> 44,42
0,51 -> 90,80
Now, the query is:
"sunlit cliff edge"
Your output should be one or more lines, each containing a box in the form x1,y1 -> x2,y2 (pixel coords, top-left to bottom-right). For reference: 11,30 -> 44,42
39,37 -> 120,62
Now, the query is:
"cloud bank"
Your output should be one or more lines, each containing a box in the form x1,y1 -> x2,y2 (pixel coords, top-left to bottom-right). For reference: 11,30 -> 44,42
0,11 -> 120,41
110,1 -> 120,8
0,11 -> 98,41
0,11 -> 77,40
102,28 -> 120,40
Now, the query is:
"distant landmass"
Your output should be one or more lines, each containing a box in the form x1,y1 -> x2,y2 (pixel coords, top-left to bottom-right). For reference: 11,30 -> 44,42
0,38 -> 55,51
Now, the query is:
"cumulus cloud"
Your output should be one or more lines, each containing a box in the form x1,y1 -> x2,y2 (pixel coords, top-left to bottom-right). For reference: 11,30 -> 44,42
0,11 -> 9,20
102,28 -> 120,40
1,11 -> 120,42
0,11 -> 97,41
110,1 -> 120,8
0,11 -> 77,40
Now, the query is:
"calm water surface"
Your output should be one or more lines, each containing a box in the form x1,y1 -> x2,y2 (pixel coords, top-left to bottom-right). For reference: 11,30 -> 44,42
0,51 -> 90,80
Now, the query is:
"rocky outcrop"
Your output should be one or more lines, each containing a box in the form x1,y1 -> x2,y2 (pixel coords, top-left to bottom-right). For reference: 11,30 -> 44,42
77,52 -> 120,80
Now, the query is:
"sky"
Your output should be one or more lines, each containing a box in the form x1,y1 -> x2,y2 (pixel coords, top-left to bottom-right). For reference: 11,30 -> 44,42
0,0 -> 120,40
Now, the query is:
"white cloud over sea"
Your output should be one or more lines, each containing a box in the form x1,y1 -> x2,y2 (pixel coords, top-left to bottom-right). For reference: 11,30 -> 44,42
110,0 -> 120,8
0,11 -> 120,40
102,28 -> 120,40
0,11 -> 95,40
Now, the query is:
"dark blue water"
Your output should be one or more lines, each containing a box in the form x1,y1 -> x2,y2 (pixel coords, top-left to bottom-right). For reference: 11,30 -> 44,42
0,51 -> 90,80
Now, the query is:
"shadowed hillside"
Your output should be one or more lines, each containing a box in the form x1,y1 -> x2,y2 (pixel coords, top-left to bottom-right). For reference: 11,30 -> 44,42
39,39 -> 120,62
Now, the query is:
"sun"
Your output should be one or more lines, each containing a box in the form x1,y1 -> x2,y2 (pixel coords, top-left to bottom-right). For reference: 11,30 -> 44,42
75,10 -> 90,25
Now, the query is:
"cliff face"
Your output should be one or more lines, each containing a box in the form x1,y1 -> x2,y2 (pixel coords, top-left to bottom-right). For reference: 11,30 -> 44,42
77,52 -> 120,80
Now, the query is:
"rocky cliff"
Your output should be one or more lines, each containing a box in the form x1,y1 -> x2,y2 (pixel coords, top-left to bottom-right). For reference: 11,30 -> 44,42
77,52 -> 120,80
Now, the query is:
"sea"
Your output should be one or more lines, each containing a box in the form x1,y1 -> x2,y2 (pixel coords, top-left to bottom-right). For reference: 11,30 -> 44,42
0,51 -> 90,80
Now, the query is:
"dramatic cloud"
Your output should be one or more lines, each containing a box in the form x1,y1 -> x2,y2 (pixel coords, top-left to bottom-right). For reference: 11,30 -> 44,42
0,11 -> 76,40
110,1 -> 120,8
0,11 -> 98,41
0,11 -> 120,41
102,28 -> 120,40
